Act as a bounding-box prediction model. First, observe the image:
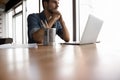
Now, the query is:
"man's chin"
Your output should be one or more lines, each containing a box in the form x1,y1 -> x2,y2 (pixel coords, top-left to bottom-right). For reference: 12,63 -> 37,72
48,9 -> 58,14
52,9 -> 58,13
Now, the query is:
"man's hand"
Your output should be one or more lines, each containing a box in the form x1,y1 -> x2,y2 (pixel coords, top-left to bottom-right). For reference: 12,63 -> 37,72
52,10 -> 61,21
45,10 -> 62,28
52,10 -> 70,42
41,20 -> 49,28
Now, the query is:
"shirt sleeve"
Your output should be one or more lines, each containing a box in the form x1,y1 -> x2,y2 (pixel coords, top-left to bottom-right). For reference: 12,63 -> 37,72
27,14 -> 41,39
56,21 -> 64,39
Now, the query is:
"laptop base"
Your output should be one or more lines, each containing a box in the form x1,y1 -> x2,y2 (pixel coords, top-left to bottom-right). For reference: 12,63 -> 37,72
60,41 -> 100,45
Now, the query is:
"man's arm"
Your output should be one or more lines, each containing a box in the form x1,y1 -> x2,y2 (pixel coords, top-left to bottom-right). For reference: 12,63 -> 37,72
59,16 -> 70,42
47,11 -> 70,42
28,14 -> 45,43
32,29 -> 45,43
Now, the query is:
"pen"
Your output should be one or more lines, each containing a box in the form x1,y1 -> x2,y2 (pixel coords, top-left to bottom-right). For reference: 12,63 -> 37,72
41,20 -> 46,28
45,20 -> 49,28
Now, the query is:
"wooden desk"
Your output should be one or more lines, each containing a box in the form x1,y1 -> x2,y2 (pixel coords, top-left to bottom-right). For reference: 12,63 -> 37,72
0,43 -> 120,80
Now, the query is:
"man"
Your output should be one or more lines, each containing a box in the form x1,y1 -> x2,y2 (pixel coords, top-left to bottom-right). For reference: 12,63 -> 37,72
27,0 -> 70,43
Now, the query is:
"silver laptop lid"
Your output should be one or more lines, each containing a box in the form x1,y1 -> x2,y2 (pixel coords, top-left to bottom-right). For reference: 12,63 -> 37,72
80,14 -> 103,44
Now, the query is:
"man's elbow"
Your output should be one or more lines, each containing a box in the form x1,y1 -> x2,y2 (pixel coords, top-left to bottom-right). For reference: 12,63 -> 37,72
33,36 -> 43,44
64,37 -> 70,42
32,33 -> 43,44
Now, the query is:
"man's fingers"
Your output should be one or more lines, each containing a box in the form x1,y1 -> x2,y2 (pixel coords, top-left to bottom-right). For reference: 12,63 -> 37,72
45,20 -> 49,28
41,20 -> 47,28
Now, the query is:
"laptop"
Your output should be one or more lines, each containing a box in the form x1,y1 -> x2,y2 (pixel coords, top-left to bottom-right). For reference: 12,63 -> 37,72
61,14 -> 103,45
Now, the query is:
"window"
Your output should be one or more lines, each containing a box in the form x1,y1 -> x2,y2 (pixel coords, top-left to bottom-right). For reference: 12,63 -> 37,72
76,0 -> 94,41
27,0 -> 39,15
7,11 -> 13,39
58,0 -> 73,42
6,1 -> 27,44
15,15 -> 22,44
5,0 -> 40,44
78,0 -> 120,44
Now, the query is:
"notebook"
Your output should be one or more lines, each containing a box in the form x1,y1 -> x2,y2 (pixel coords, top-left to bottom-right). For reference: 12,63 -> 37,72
61,14 -> 103,45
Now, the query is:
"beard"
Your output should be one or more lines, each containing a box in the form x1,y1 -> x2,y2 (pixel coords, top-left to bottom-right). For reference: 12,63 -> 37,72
48,9 -> 54,14
47,7 -> 58,14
